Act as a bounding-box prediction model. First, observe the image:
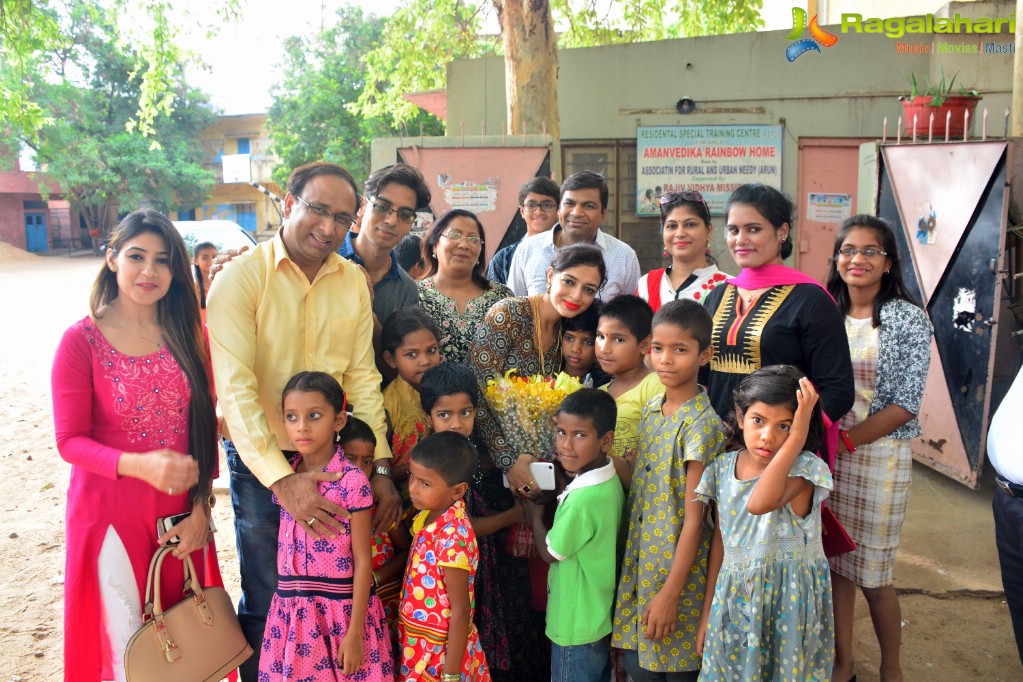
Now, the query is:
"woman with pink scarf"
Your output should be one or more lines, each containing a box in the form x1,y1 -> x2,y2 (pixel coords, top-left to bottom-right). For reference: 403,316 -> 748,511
701,184 -> 854,458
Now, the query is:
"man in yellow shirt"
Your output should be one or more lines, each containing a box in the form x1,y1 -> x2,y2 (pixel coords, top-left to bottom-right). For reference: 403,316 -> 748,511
207,161 -> 401,680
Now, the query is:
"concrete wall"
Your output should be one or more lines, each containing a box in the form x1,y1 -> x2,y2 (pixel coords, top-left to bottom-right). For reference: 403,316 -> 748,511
444,3 -> 1013,194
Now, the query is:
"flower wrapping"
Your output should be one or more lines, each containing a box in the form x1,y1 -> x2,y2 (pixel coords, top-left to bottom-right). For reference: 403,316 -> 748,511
484,370 -> 584,461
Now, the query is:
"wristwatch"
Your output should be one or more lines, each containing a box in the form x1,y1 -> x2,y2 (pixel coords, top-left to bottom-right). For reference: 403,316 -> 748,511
372,465 -> 391,479
206,493 -> 217,509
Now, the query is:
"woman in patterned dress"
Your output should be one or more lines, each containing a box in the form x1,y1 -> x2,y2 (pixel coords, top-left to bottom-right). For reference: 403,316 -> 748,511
468,243 -> 606,681
51,210 -> 226,682
825,215 -> 932,682
418,209 -> 513,365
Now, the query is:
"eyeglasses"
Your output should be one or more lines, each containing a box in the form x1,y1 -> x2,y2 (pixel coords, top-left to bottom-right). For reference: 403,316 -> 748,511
522,200 -> 558,213
368,197 -> 417,224
441,230 -> 483,247
837,247 -> 888,258
293,194 -> 356,229
659,190 -> 708,208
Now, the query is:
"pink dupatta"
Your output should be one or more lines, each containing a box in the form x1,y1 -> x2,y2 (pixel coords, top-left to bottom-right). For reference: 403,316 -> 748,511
726,264 -> 840,465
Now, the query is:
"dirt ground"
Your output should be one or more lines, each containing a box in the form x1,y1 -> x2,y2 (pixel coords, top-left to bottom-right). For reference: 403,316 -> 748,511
1,247 -> 1020,681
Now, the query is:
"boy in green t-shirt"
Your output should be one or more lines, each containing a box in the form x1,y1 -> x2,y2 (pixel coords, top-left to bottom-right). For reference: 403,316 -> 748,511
523,389 -> 624,682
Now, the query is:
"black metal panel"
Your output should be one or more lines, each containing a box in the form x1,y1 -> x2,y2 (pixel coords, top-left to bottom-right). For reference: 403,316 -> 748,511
926,156 -> 1006,469
877,163 -> 925,304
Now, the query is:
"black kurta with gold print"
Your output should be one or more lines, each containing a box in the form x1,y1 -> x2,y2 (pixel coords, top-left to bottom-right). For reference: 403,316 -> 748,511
701,283 -> 854,422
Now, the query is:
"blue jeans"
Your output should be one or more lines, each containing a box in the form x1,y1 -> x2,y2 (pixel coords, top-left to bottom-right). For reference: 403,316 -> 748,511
551,635 -> 611,682
224,438 -> 280,682
621,648 -> 700,682
994,488 -> 1023,665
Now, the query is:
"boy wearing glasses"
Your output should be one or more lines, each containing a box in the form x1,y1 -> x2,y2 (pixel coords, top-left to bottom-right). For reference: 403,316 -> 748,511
488,176 -> 561,285
338,163 -> 432,323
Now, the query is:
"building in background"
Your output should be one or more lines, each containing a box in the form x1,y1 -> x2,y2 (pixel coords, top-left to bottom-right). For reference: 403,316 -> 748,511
175,113 -> 282,239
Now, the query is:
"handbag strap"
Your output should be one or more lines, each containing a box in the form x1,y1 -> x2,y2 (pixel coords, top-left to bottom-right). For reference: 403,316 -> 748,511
145,546 -> 205,617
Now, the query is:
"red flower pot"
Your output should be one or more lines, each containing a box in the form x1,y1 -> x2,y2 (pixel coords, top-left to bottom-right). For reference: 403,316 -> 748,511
901,95 -> 982,138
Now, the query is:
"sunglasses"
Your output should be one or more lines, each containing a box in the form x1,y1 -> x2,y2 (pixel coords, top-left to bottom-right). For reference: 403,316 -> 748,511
659,190 -> 708,208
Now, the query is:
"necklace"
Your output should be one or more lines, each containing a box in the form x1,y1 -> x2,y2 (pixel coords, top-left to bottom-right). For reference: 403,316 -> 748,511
136,325 -> 163,351
740,287 -> 766,305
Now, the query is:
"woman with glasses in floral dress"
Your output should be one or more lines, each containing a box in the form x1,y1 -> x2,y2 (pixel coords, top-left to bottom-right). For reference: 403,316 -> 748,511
418,209 -> 513,365
637,190 -> 730,311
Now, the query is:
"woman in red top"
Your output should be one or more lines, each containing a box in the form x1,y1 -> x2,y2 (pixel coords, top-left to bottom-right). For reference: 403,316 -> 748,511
51,210 -> 225,681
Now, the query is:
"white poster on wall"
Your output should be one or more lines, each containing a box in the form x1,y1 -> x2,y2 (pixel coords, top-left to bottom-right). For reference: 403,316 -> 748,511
636,125 -> 783,215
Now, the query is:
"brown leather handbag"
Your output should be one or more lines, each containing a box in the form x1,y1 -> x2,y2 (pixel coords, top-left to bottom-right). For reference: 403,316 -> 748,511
124,546 -> 252,681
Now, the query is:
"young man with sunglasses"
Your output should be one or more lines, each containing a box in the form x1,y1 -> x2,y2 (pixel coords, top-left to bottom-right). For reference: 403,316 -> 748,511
508,170 -> 640,300
338,163 -> 432,322
487,176 -> 561,285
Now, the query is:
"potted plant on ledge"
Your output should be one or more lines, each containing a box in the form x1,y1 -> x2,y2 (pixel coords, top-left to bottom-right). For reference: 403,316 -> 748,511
901,70 -> 982,138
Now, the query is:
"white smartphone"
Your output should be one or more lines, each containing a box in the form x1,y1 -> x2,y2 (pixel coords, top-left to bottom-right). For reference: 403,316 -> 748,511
156,511 -> 216,545
502,461 -> 556,491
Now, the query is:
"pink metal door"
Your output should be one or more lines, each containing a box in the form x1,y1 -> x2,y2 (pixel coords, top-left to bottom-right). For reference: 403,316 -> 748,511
796,139 -> 871,282
877,141 -> 1009,488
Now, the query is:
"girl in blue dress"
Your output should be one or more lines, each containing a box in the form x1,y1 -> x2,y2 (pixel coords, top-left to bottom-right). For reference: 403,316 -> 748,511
695,365 -> 834,681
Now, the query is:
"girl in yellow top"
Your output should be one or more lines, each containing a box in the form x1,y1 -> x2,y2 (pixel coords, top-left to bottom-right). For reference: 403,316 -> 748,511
595,294 -> 663,489
381,307 -> 442,488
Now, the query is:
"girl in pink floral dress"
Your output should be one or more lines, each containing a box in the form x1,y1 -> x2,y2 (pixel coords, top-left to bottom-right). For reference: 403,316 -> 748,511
260,372 -> 392,681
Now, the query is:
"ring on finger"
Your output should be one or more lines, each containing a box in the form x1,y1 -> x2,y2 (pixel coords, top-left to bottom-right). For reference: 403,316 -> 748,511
521,484 -> 533,494
308,517 -> 317,525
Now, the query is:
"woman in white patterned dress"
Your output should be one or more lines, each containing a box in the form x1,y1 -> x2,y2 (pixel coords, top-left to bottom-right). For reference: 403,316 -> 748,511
824,215 -> 932,682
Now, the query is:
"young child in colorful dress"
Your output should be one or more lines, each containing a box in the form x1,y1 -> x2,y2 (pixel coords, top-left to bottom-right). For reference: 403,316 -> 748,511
522,389 -> 624,682
595,294 -> 663,487
381,307 -> 443,488
400,432 -> 491,682
337,415 -> 410,661
612,300 -> 725,681
260,372 -> 392,681
418,363 -> 528,682
695,365 -> 834,682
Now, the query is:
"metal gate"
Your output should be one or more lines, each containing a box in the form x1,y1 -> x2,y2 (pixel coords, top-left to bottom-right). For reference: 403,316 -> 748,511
876,140 -> 1009,488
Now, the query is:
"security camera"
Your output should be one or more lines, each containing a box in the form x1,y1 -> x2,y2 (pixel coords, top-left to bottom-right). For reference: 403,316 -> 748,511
676,97 -> 696,114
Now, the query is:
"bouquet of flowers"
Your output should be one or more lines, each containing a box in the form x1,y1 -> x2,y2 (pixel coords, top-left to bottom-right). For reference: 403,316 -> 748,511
484,370 -> 583,558
484,370 -> 584,461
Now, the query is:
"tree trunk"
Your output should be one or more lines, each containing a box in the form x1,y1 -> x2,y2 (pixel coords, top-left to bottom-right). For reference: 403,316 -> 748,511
493,0 -> 560,146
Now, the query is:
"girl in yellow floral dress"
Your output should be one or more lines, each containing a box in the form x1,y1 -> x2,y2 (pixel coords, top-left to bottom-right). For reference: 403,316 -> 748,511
381,307 -> 443,496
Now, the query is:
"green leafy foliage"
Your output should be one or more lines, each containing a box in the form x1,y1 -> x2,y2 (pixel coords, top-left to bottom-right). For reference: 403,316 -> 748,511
354,0 -> 763,125
355,0 -> 498,125
0,0 -> 238,141
267,5 -> 444,185
25,2 -> 216,238
907,69 -> 980,107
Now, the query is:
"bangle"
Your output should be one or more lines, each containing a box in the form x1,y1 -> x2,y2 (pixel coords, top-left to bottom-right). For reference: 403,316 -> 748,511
839,429 -> 856,453
441,674 -> 461,682
372,570 -> 381,588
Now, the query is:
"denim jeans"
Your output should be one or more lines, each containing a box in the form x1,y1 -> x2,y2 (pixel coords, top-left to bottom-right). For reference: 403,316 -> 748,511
994,489 -> 1023,665
224,438 -> 280,682
551,635 -> 611,682
621,648 -> 700,682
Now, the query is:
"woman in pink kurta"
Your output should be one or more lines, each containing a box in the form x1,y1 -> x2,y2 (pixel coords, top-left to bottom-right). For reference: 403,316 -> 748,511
52,211 -> 225,681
